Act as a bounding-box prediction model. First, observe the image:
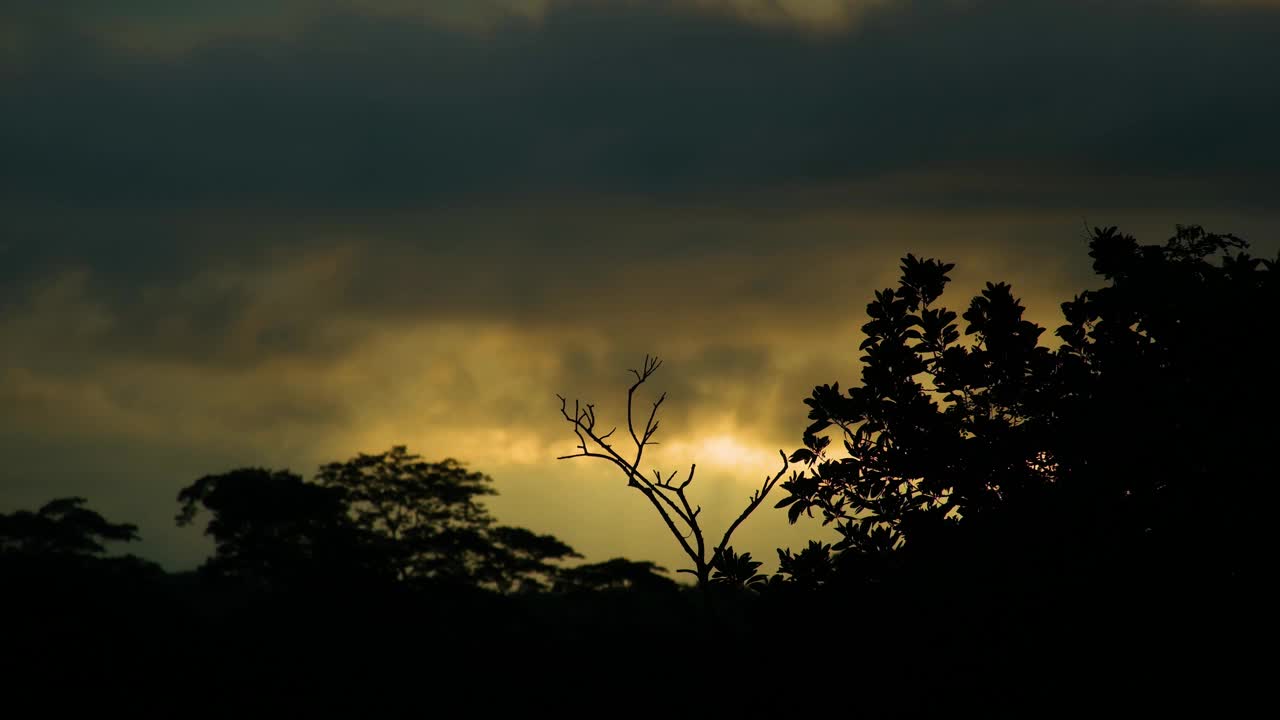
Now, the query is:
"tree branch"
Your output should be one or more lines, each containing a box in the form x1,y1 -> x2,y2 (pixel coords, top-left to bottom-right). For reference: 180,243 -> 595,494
713,451 -> 791,561
557,356 -> 789,591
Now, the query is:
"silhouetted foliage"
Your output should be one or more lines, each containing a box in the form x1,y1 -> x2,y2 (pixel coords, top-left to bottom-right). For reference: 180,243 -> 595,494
773,540 -> 835,590
777,225 -> 1277,589
708,546 -> 767,589
314,448 -> 493,581
479,525 -> 582,592
177,447 -> 581,593
744,226 -> 1279,714
0,496 -> 163,597
1,497 -> 139,557
1,496 -> 167,671
314,446 -> 580,590
555,557 -> 679,593
176,468 -> 376,590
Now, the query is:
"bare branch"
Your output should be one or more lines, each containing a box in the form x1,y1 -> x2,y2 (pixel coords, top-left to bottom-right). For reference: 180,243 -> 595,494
680,464 -> 696,490
557,356 -> 784,592
713,451 -> 790,560
633,485 -> 699,562
646,479 -> 694,525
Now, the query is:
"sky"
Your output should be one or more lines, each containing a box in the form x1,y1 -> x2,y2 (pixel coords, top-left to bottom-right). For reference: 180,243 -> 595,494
2,0 -> 1279,574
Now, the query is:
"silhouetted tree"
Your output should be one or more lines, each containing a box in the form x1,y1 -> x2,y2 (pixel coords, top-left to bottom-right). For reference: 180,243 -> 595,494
1,497 -> 139,557
315,446 -> 580,590
555,557 -> 680,593
314,448 -> 495,583
558,355 -> 793,589
478,525 -> 582,593
0,497 -> 163,619
775,225 -> 1277,585
178,448 -> 582,594
176,468 -> 375,590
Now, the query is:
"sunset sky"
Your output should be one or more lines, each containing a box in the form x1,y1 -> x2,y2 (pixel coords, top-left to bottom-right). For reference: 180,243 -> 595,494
3,0 -> 1278,574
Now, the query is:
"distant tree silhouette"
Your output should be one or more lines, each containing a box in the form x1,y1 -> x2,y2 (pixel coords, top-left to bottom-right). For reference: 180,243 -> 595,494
478,525 -> 582,593
555,557 -> 680,593
1,497 -> 139,556
315,446 -> 580,591
176,469 -> 375,591
178,448 -> 582,593
775,225 -> 1277,586
0,497 -> 162,613
314,448 -> 495,583
557,355 -> 794,589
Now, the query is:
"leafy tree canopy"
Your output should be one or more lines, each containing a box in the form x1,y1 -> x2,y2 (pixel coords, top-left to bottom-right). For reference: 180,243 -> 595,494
176,468 -> 373,590
776,225 -> 1277,584
178,447 -> 580,593
556,558 -> 679,593
0,498 -> 161,593
1,497 -> 139,557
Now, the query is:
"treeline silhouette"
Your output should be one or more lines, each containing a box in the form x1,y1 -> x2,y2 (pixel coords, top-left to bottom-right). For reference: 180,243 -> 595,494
2,225 -> 1274,713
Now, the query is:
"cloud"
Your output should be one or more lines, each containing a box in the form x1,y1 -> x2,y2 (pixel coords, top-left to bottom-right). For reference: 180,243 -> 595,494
0,1 -> 909,49
3,1 -> 1279,210
20,2 -> 1277,46
8,204 -> 1267,460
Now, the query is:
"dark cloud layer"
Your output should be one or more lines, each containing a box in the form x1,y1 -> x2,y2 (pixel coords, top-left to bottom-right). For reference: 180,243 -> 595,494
3,0 -> 1278,210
